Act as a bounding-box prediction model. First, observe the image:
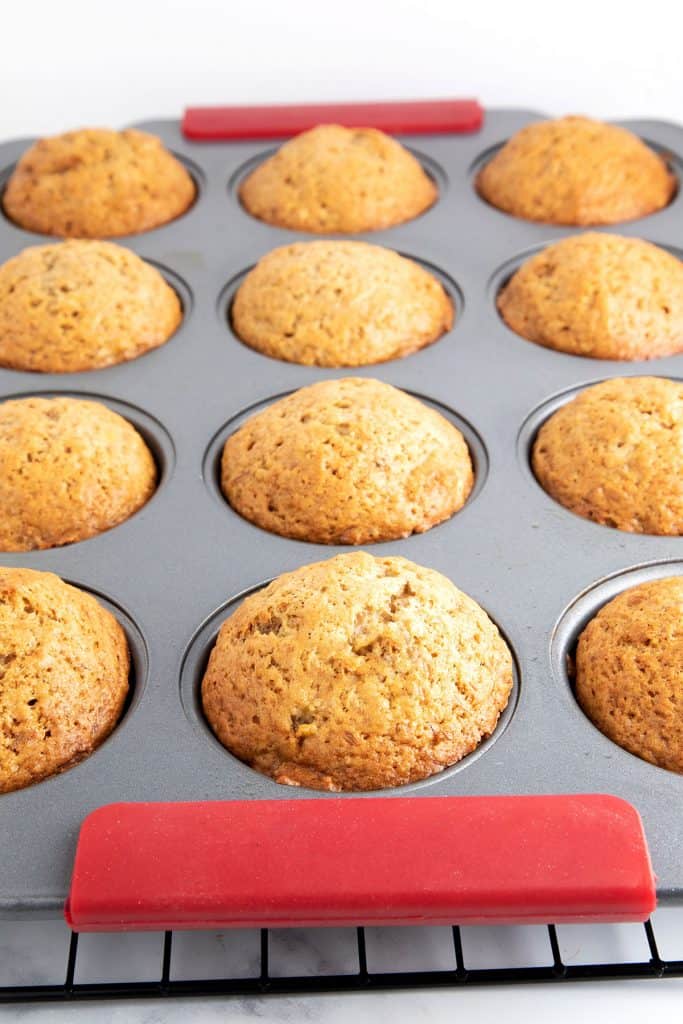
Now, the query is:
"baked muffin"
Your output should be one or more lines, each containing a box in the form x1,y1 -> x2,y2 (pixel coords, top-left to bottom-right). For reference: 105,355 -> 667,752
3,128 -> 195,237
576,577 -> 683,773
0,396 -> 157,551
0,240 -> 182,373
476,116 -> 675,225
532,377 -> 683,534
498,234 -> 683,360
201,552 -> 513,791
239,124 -> 436,232
0,567 -> 129,794
232,240 -> 453,366
221,378 -> 473,544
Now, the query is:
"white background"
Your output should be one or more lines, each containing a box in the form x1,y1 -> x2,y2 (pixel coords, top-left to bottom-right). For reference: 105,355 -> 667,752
1,0 -> 681,1020
1,0 -> 681,136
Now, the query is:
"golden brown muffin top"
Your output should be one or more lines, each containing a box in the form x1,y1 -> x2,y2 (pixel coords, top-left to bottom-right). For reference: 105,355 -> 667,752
232,240 -> 453,367
0,566 -> 130,794
576,577 -> 683,773
498,233 -> 683,360
0,396 -> 157,551
221,378 -> 473,544
201,552 -> 513,791
238,124 -> 437,232
532,377 -> 683,535
477,116 -> 675,225
3,128 -> 195,238
0,240 -> 182,373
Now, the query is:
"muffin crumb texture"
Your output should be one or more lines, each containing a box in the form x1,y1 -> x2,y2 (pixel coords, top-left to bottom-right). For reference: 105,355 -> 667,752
201,552 -> 514,792
232,240 -> 453,366
0,396 -> 157,551
0,567 -> 130,794
477,116 -> 675,225
221,378 -> 473,544
532,376 -> 683,535
0,240 -> 182,372
3,128 -> 195,237
239,124 -> 437,232
498,233 -> 683,360
576,577 -> 683,773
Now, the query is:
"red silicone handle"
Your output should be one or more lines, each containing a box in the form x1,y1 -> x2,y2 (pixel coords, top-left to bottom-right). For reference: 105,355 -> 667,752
182,99 -> 483,140
64,795 -> 655,932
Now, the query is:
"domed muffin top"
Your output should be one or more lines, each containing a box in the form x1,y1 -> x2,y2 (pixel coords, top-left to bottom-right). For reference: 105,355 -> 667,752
238,124 -> 437,232
477,116 -> 675,225
232,240 -> 453,367
0,240 -> 182,372
221,377 -> 473,544
3,128 -> 195,237
201,552 -> 514,791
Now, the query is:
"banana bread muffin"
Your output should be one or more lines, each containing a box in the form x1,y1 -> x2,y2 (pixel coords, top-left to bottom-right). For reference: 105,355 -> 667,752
476,116 -> 675,225
238,124 -> 437,232
0,396 -> 157,551
232,240 -> 453,366
3,128 -> 195,237
0,240 -> 182,373
532,377 -> 683,534
221,378 -> 473,544
201,552 -> 514,791
498,234 -> 683,360
0,566 -> 130,794
576,577 -> 683,773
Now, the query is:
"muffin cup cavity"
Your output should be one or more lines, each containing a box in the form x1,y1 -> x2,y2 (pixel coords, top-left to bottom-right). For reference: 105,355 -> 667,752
0,578 -> 148,796
180,585 -> 520,795
551,560 -> 683,774
517,376 -> 683,529
0,391 -> 175,551
202,389 -> 488,539
141,258 -> 194,321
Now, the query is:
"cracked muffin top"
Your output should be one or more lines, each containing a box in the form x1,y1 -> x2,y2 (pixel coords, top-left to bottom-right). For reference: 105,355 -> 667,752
0,240 -> 182,372
497,233 -> 683,361
3,128 -> 195,237
532,377 -> 683,535
201,552 -> 514,791
238,124 -> 437,232
221,377 -> 473,544
0,396 -> 157,551
477,116 -> 675,225
576,576 -> 683,773
231,240 -> 453,366
0,566 -> 129,794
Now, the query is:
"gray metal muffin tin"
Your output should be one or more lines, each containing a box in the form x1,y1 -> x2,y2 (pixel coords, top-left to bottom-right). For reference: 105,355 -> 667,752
0,109 -> 681,918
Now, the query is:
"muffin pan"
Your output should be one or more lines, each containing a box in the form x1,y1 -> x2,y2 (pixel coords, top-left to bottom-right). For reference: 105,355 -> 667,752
0,107 -> 681,918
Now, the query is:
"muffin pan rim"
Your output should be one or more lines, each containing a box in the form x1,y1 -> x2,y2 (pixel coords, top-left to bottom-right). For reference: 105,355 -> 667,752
1,110 -> 683,914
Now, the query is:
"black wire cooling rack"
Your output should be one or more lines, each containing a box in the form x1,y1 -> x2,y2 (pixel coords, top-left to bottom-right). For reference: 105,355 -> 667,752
1,919 -> 682,1004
